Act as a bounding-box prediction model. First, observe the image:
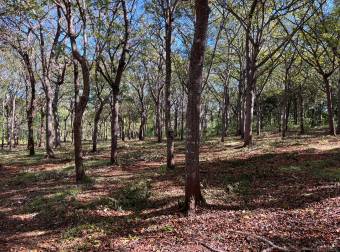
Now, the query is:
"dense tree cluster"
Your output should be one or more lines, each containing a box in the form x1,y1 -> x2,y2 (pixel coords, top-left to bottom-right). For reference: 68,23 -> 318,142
0,0 -> 338,212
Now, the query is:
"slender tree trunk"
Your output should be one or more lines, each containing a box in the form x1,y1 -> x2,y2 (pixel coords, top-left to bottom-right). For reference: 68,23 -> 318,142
156,101 -> 162,142
174,105 -> 178,138
221,83 -> 229,142
324,76 -> 335,135
256,101 -> 261,136
139,109 -> 146,141
181,96 -> 184,141
337,71 -> 340,134
52,84 -> 61,148
39,106 -> 45,147
165,10 -> 175,170
299,85 -> 304,134
185,0 -> 209,212
1,99 -> 5,149
9,96 -> 16,150
92,101 -> 104,152
282,80 -> 289,138
111,92 -> 119,164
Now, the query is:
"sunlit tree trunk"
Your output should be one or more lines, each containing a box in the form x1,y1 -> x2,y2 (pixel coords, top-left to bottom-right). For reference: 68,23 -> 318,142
185,0 -> 209,213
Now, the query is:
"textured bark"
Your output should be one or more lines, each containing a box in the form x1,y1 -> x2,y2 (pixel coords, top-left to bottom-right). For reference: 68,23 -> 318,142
299,85 -> 304,134
165,9 -> 175,170
156,101 -> 162,142
52,83 -> 61,148
92,101 -> 104,152
1,99 -> 5,149
221,80 -> 229,142
185,0 -> 209,212
22,53 -> 36,155
111,93 -> 119,164
324,76 -> 335,135
9,96 -> 16,150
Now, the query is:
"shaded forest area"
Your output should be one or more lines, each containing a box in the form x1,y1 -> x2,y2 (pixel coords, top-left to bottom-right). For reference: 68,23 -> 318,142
0,0 -> 339,251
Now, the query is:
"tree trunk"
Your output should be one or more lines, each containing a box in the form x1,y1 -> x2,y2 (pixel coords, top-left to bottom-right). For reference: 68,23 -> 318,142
1,99 -> 5,149
256,101 -> 261,136
324,76 -> 335,135
92,101 -> 104,152
45,89 -> 55,157
72,57 -> 90,183
9,96 -> 16,150
299,85 -> 304,134
111,92 -> 119,164
52,83 -> 61,148
165,10 -> 175,170
337,71 -> 340,134
282,80 -> 289,138
181,92 -> 184,141
23,53 -> 36,155
156,101 -> 162,142
139,109 -> 146,141
185,0 -> 209,213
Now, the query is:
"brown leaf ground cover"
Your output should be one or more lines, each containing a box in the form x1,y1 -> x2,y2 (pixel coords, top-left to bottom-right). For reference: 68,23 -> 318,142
0,132 -> 339,251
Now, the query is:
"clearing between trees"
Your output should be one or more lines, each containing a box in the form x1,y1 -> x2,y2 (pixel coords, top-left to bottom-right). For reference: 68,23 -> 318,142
0,131 -> 339,251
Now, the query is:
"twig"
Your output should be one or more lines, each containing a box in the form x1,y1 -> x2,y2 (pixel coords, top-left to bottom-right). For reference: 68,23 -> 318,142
200,242 -> 225,252
226,230 -> 289,252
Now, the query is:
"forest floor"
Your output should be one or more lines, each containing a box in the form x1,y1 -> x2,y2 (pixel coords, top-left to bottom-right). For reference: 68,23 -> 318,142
0,130 -> 339,251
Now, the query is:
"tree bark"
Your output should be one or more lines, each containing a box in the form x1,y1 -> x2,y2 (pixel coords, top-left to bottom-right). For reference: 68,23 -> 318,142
52,83 -> 61,148
165,7 -> 175,170
111,92 -> 119,164
92,101 -> 104,152
185,0 -> 209,212
299,85 -> 304,134
1,99 -> 5,149
324,75 -> 335,135
23,53 -> 36,155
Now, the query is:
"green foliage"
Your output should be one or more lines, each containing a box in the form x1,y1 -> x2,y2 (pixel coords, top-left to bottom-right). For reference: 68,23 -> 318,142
224,174 -> 252,197
9,169 -> 71,186
118,179 -> 151,210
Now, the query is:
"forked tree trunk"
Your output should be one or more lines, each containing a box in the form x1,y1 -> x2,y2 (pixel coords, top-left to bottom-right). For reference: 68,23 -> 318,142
185,0 -> 209,213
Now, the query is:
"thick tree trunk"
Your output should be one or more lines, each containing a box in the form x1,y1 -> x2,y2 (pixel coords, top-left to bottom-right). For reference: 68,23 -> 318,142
23,54 -> 36,155
111,92 -> 119,164
324,76 -> 335,135
165,10 -> 175,170
185,0 -> 209,212
72,59 -> 90,183
243,82 -> 255,146
243,33 -> 258,146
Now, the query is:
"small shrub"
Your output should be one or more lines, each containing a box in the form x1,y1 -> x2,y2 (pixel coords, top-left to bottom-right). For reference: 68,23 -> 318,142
118,179 -> 151,210
224,174 -> 252,197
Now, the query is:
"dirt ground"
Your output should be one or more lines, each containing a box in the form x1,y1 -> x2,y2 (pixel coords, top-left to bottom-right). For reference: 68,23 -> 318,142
0,131 -> 339,251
